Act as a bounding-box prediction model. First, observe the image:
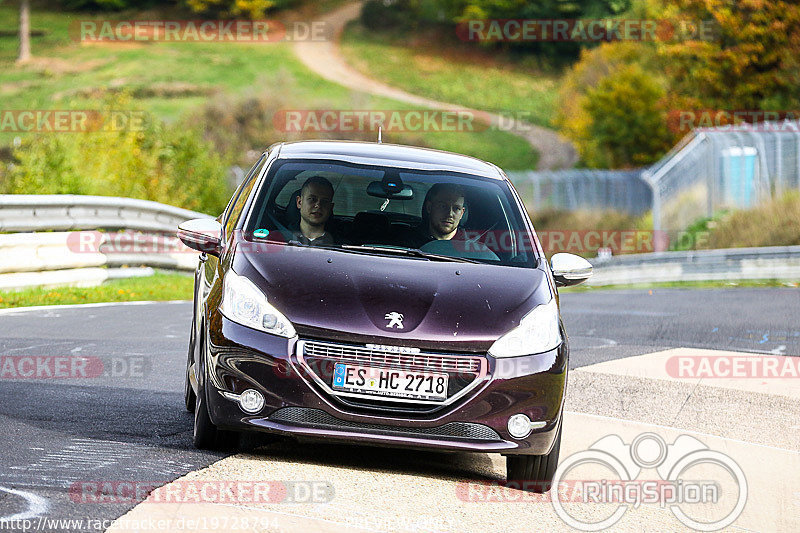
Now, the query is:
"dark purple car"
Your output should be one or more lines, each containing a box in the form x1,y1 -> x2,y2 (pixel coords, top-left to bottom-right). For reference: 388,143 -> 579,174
178,141 -> 592,491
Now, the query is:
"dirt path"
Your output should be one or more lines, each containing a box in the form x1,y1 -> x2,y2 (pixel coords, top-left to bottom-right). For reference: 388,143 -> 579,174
293,2 -> 578,170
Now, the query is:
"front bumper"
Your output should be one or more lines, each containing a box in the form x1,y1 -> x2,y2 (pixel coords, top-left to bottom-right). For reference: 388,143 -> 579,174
204,313 -> 567,455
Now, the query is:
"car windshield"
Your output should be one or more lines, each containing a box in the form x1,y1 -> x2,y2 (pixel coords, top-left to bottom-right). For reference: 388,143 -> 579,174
244,158 -> 539,268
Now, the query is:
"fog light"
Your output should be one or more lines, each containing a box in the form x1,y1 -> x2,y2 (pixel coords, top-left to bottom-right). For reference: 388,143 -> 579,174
239,389 -> 265,414
508,413 -> 533,439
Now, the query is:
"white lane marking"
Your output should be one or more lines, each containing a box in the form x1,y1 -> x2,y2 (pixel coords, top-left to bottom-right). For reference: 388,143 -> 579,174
0,485 -> 49,521
566,410 -> 800,454
3,342 -> 73,353
569,335 -> 618,349
0,300 -> 189,316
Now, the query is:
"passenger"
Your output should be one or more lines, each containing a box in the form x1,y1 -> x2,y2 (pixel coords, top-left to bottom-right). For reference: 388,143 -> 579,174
294,176 -> 337,246
409,183 -> 468,248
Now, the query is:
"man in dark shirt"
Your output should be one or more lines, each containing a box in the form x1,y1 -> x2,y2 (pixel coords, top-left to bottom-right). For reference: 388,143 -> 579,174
408,183 -> 468,248
293,176 -> 337,246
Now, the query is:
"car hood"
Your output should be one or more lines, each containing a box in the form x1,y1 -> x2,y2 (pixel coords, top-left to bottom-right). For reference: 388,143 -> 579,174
233,242 -> 552,352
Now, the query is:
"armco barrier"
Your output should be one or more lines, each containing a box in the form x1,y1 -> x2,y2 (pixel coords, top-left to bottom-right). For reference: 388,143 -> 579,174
0,195 -> 211,290
587,246 -> 800,285
3,195 -> 799,290
0,194 -> 210,233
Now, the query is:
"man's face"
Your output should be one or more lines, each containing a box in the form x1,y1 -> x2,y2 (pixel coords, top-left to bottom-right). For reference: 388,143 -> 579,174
426,190 -> 465,238
297,182 -> 334,228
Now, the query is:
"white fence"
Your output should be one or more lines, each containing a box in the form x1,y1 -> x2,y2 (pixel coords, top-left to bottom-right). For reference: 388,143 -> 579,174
0,195 -> 210,290
506,169 -> 651,215
643,123 -> 800,232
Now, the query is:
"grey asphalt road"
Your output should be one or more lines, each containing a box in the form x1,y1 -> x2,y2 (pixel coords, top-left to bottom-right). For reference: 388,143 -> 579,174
0,288 -> 797,531
562,287 -> 800,365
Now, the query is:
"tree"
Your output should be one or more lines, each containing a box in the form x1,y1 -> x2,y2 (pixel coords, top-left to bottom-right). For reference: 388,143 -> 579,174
185,0 -> 279,19
17,0 -> 31,64
658,0 -> 800,111
555,41 -> 675,168
581,64 -> 674,168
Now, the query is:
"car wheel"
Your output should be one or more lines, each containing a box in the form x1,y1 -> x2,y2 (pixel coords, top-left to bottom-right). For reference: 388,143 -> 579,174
506,420 -> 562,493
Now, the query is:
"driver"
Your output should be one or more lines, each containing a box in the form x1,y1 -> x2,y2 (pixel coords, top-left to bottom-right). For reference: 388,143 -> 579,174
408,183 -> 468,248
294,176 -> 337,246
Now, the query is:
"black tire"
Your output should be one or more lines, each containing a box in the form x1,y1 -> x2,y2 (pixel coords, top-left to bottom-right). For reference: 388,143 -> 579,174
193,383 -> 219,449
192,329 -> 240,451
506,420 -> 562,493
184,352 -> 196,413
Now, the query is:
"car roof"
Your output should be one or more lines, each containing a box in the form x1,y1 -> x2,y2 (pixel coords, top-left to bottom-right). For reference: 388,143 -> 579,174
272,141 -> 506,180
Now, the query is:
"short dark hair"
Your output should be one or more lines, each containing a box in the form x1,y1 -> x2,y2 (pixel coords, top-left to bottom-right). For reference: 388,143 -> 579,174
300,176 -> 334,197
426,183 -> 466,204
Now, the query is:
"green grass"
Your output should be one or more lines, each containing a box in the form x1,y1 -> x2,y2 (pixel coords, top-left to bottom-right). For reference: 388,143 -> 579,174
340,23 -> 560,129
0,271 -> 193,308
0,6 -> 538,169
561,279 -> 800,292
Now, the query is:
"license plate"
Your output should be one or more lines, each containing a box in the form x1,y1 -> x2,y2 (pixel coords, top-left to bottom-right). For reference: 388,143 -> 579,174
331,363 -> 448,401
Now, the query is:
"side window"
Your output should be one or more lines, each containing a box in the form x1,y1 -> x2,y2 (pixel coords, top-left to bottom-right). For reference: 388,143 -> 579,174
224,155 -> 266,237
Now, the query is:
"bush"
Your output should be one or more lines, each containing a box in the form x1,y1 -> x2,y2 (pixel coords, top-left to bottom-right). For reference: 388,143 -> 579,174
360,0 -> 414,30
60,0 -> 170,11
697,192 -> 800,250
188,82 -> 378,166
529,208 -> 651,257
580,64 -> 674,168
555,41 -> 675,168
2,99 -> 231,216
184,0 -> 296,19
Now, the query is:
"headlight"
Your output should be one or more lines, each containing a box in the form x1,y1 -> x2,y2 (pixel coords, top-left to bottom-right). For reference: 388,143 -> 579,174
488,298 -> 561,358
220,271 -> 296,338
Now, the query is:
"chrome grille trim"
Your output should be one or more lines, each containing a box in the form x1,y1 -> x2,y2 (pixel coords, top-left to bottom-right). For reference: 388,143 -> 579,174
302,340 -> 483,373
295,339 -> 488,407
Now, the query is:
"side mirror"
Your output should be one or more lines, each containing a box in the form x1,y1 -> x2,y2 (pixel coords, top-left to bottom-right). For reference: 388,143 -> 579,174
551,253 -> 593,287
177,218 -> 222,256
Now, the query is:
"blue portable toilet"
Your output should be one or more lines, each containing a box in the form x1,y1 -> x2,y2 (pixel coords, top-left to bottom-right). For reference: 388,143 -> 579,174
721,146 -> 758,207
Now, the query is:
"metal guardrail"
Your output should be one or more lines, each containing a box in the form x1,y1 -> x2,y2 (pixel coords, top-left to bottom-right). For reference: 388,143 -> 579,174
1,195 -> 798,290
587,246 -> 800,285
0,194 -> 211,233
0,195 -> 210,290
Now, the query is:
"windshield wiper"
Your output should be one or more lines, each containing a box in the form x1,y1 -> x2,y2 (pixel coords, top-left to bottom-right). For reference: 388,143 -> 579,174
340,245 -> 478,263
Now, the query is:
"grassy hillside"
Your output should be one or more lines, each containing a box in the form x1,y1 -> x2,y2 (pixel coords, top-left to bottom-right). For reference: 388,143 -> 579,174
341,23 -> 560,129
0,6 -> 537,169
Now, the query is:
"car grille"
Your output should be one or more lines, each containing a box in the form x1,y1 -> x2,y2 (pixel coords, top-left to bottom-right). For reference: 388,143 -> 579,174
302,339 -> 483,373
269,407 -> 502,441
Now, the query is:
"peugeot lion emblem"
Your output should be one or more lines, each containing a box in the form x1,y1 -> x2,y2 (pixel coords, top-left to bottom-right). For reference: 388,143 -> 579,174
384,312 -> 404,329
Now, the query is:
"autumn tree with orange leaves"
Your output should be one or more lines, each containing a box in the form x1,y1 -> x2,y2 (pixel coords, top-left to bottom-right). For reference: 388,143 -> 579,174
658,0 -> 800,111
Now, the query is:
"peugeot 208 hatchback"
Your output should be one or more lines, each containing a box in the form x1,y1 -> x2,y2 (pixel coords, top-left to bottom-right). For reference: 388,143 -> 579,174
178,141 -> 592,491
